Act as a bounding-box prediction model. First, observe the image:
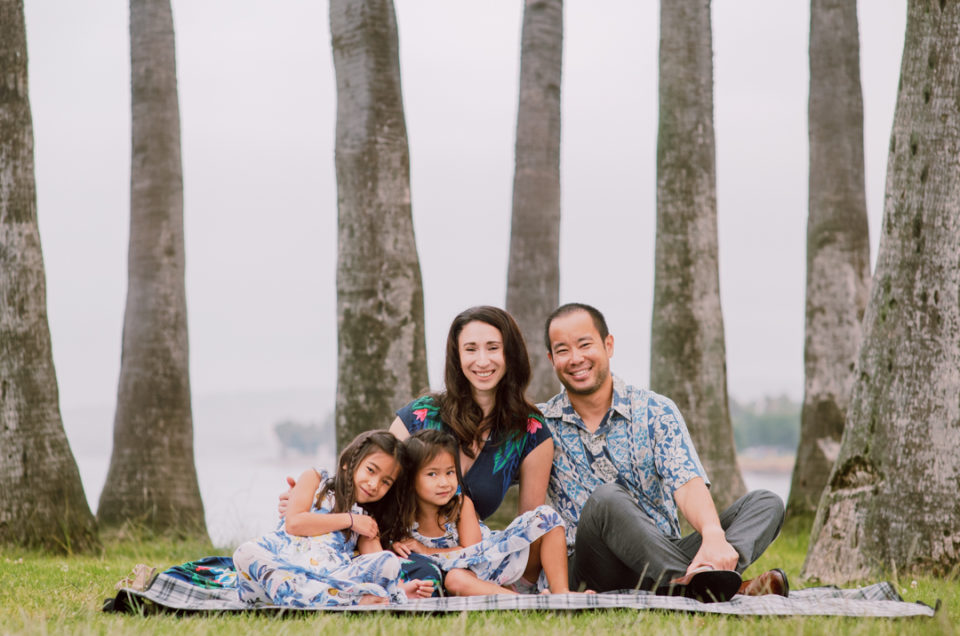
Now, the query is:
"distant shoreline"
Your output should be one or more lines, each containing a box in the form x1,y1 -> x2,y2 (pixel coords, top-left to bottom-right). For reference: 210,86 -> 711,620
738,451 -> 795,474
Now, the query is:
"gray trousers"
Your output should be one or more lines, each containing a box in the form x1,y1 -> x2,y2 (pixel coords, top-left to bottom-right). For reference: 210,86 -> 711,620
569,483 -> 785,592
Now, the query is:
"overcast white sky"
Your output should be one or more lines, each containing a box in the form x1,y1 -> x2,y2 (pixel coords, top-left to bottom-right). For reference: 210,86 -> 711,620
23,1 -> 906,413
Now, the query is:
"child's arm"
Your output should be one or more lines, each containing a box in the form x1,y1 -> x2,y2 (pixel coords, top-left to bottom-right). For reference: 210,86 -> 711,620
357,534 -> 385,555
455,495 -> 483,547
283,468 -> 377,537
393,537 -> 464,556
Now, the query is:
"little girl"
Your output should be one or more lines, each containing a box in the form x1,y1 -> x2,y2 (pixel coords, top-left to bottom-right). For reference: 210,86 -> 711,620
392,429 -> 572,595
233,430 -> 434,606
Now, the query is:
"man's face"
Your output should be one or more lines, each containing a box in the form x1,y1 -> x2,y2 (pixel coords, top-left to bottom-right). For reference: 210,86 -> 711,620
547,310 -> 614,396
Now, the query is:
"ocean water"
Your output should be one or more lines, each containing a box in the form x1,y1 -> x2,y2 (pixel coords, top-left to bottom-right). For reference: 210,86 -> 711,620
66,389 -> 336,548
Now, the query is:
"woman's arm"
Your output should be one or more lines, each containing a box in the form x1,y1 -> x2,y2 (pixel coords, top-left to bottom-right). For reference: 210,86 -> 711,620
455,496 -> 483,547
518,437 -> 554,514
389,416 -> 410,440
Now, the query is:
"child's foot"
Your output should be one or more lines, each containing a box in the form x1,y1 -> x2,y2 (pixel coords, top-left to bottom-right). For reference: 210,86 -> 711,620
358,595 -> 388,605
401,578 -> 435,598
510,576 -> 539,594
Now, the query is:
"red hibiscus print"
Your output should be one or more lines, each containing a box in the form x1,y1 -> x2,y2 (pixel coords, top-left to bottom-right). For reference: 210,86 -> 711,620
413,408 -> 428,422
526,417 -> 542,434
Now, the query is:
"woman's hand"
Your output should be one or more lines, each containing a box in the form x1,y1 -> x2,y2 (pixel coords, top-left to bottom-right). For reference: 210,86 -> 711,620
391,538 -> 427,557
350,513 -> 380,539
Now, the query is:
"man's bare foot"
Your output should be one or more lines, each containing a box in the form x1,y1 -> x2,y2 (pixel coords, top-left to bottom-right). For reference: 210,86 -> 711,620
400,579 -> 434,598
358,595 -> 388,605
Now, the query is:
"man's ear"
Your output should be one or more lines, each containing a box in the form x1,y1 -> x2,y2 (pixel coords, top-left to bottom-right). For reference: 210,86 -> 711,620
547,351 -> 554,364
605,334 -> 614,358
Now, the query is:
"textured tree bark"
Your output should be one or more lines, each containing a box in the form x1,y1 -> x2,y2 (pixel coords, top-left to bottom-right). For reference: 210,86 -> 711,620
788,0 -> 871,517
0,0 -> 99,552
506,0 -> 563,402
651,0 -> 745,511
97,0 -> 207,538
331,0 -> 429,451
803,0 -> 960,583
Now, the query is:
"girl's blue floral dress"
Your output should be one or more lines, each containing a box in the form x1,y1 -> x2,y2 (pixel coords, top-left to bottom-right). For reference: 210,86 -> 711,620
233,469 -> 407,607
411,504 -> 563,591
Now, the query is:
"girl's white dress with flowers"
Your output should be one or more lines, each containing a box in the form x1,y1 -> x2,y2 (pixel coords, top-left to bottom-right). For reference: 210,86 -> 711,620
411,504 -> 563,590
233,470 -> 407,607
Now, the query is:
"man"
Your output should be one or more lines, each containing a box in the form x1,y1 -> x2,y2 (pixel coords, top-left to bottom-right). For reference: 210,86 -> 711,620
540,303 -> 786,599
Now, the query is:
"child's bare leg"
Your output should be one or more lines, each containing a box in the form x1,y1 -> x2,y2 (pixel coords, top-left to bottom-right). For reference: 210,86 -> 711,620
522,532 -> 543,584
444,568 -> 516,596
539,526 -> 572,594
358,595 -> 388,605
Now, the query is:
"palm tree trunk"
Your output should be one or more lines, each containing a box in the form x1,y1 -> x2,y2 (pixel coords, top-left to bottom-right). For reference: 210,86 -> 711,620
803,0 -> 960,583
331,0 -> 429,450
651,0 -> 745,510
0,0 -> 99,552
506,0 -> 563,402
97,0 -> 207,538
788,0 -> 871,517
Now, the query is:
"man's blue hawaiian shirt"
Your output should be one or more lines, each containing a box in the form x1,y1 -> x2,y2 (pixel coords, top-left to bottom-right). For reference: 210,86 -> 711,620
540,375 -> 708,548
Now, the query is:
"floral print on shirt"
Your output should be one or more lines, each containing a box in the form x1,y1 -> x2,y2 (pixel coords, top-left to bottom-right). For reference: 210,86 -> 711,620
540,375 -> 708,547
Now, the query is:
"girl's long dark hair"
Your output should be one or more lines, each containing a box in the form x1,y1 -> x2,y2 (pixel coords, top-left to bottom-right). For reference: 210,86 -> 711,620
316,429 -> 407,544
434,306 -> 540,457
399,430 -> 464,533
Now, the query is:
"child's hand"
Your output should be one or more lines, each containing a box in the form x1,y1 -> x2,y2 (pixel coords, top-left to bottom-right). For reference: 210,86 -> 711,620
391,538 -> 426,558
350,514 -> 380,539
401,579 -> 435,599
277,476 -> 296,517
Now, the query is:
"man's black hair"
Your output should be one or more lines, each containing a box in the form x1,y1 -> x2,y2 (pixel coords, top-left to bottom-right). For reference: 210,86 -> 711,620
543,303 -> 610,352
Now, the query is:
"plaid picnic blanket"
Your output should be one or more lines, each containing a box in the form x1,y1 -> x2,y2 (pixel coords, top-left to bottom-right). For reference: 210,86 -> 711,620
104,557 -> 937,617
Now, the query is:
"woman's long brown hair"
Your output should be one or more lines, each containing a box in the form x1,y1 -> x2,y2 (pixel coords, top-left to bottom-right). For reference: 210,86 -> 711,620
433,306 -> 540,457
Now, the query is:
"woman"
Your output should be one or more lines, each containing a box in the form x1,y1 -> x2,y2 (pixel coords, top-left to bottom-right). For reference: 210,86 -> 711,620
389,305 -> 553,523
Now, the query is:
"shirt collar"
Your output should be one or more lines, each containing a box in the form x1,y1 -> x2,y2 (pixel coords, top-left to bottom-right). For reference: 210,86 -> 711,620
540,374 -> 634,424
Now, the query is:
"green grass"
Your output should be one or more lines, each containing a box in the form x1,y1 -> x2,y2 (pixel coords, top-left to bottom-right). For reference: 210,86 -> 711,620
0,517 -> 955,635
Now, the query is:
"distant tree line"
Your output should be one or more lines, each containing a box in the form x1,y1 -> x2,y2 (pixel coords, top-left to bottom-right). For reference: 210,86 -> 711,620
274,413 -> 334,456
730,397 -> 800,453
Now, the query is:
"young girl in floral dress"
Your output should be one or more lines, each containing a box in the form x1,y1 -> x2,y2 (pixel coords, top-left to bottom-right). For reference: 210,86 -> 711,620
392,429 -> 572,595
234,430 -> 433,606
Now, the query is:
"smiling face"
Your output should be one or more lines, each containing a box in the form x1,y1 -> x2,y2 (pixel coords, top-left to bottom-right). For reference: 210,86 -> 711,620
351,450 -> 400,504
458,320 -> 507,399
414,450 -> 459,509
547,309 -> 614,396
